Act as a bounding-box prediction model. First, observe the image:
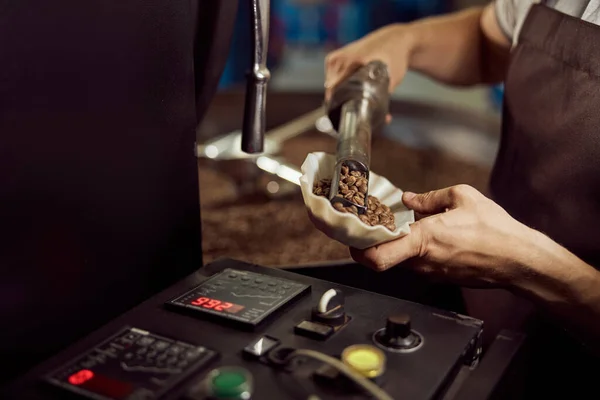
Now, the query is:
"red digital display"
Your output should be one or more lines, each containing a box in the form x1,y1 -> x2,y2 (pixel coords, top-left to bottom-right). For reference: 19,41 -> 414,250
189,296 -> 245,314
68,369 -> 133,399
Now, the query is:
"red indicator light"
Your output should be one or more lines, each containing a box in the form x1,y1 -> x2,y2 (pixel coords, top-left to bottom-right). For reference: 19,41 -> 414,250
68,369 -> 94,386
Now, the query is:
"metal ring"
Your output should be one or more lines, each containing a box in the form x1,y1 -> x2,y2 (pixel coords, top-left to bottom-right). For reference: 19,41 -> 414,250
371,328 -> 424,354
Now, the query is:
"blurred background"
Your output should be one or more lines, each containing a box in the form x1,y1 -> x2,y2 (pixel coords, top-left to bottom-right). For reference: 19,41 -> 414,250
218,0 -> 503,113
197,0 -> 505,284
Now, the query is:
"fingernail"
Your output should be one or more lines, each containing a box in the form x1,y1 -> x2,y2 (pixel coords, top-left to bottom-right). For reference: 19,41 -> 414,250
403,192 -> 416,201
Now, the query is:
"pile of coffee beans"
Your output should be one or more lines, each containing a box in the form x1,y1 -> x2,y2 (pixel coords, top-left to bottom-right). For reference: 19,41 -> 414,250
313,164 -> 396,231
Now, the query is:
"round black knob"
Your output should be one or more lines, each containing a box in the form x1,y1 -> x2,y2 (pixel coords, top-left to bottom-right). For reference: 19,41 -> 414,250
372,313 -> 421,352
385,314 -> 411,340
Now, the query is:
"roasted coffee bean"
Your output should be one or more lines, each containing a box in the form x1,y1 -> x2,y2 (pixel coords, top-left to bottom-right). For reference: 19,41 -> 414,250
312,162 -> 395,231
333,202 -> 345,212
317,179 -> 330,188
345,176 -> 357,185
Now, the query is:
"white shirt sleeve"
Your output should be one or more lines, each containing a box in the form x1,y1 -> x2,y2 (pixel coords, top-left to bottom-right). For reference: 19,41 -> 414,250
494,0 -> 543,45
494,0 -> 520,40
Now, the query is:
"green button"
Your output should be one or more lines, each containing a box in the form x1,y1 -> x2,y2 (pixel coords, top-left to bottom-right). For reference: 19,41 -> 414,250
210,369 -> 250,398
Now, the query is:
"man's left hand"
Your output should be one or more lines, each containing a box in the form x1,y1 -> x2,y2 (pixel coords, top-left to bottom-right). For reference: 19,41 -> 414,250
350,184 -> 534,288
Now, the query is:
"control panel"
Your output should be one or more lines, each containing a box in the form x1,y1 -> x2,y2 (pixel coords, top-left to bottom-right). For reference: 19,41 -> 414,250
6,259 -> 484,400
44,328 -> 217,400
166,269 -> 310,328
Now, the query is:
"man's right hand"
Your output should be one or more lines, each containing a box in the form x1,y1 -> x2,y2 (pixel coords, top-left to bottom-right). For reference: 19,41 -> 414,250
324,24 -> 413,101
324,5 -> 511,102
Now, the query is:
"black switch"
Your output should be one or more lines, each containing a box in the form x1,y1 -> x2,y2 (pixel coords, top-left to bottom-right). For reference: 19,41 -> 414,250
373,313 -> 422,351
386,314 -> 412,340
294,320 -> 334,340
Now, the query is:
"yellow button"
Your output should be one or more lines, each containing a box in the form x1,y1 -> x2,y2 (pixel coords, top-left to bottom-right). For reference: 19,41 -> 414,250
341,344 -> 386,378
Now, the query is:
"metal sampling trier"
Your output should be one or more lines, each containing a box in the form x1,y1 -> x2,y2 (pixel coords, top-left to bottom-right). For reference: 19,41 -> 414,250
325,60 -> 391,214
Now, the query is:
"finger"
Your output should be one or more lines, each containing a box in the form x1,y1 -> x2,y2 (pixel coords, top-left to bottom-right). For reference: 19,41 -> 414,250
350,222 -> 425,271
324,72 -> 341,101
324,87 -> 333,102
326,58 -> 364,93
385,114 -> 392,125
414,211 -> 431,221
324,57 -> 345,90
403,185 -> 473,214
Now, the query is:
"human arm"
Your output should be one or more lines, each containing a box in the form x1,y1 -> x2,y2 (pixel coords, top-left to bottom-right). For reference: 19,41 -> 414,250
350,185 -> 600,352
325,3 -> 511,93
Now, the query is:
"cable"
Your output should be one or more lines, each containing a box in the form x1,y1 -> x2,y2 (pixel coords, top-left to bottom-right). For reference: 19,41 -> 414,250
284,349 -> 394,400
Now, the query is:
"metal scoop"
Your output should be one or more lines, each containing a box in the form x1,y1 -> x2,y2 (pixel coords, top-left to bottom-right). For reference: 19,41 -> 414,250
325,61 -> 391,214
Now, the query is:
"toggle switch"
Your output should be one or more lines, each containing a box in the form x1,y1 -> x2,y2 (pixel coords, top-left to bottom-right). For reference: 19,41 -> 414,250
311,289 -> 347,326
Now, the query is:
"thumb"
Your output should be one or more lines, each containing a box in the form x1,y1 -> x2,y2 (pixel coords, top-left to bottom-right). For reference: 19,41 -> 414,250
403,187 -> 464,214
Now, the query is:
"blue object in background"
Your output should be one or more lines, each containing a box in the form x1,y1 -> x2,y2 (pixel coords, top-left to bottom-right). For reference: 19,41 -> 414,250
218,0 -> 285,89
336,1 -> 370,44
370,0 -> 448,28
218,0 -> 449,89
278,0 -> 329,46
491,84 -> 504,111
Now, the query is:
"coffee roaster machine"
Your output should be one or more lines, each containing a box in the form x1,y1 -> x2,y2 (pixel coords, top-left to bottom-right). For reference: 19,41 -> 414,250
2,1 -> 524,399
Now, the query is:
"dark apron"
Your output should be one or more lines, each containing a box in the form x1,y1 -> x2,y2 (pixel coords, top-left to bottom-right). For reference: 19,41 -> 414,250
487,3 -> 600,395
491,4 -> 600,268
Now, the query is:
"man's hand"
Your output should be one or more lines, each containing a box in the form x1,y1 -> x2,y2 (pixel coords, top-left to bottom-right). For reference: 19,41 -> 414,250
351,184 -> 600,350
325,23 -> 412,99
325,5 -> 510,104
350,184 -> 534,288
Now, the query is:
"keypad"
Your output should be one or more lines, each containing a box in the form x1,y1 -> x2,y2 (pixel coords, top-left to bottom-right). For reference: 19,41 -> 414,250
45,328 -> 218,400
121,335 -> 208,371
220,270 -> 305,296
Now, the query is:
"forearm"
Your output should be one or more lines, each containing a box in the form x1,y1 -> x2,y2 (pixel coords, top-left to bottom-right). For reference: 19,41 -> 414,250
511,228 -> 600,352
402,6 -> 509,86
